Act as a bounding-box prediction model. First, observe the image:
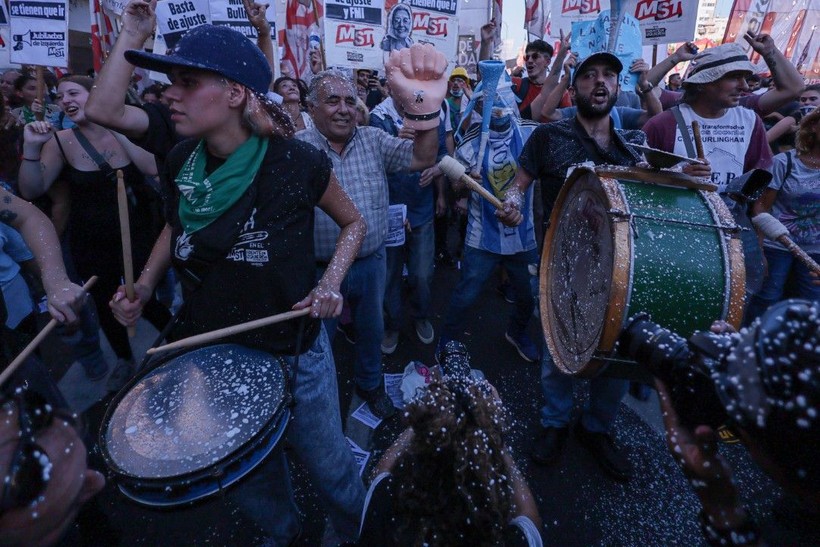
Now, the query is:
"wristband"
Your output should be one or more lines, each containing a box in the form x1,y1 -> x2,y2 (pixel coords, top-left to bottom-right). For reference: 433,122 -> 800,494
23,156 -> 40,162
404,110 -> 440,122
699,510 -> 761,546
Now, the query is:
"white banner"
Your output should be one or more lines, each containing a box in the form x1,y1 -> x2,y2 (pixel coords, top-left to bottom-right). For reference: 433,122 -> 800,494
404,0 -> 458,69
102,0 -> 128,16
324,0 -> 385,70
155,0 -> 211,50
9,0 -> 68,67
550,0 -> 697,45
210,0 -> 277,39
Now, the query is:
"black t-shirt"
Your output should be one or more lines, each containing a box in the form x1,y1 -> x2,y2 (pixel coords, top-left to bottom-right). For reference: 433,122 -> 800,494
357,473 -> 541,546
518,117 -> 645,218
159,135 -> 331,355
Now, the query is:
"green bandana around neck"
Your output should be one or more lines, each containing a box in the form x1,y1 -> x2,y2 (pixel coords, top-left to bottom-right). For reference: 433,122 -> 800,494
176,135 -> 268,233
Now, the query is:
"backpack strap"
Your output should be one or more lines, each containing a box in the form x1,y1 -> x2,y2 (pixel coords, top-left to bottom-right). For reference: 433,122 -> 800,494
784,149 -> 794,183
71,127 -> 114,177
670,106 -> 697,159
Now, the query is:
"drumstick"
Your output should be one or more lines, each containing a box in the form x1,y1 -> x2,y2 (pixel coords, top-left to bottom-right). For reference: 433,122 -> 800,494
146,308 -> 312,355
691,121 -> 705,160
752,213 -> 820,274
34,67 -> 45,122
0,276 -> 98,386
438,156 -> 504,210
116,170 -> 136,338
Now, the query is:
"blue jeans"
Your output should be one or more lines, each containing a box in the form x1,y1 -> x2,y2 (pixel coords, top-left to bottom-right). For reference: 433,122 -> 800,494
319,247 -> 386,392
233,325 -> 365,544
746,246 -> 820,323
384,220 -> 434,331
539,347 -> 628,433
442,245 -> 538,340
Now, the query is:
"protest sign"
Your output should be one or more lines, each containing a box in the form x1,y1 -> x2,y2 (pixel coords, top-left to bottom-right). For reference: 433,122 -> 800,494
9,0 -> 68,67
572,9 -> 641,87
0,27 -> 12,69
102,0 -> 127,16
397,0 -> 459,66
324,0 -> 385,70
211,0 -> 276,38
457,33 -> 477,78
0,2 -> 9,25
155,0 -> 211,49
552,0 -> 696,45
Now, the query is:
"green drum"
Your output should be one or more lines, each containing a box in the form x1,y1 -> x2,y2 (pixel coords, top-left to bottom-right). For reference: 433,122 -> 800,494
540,165 -> 745,376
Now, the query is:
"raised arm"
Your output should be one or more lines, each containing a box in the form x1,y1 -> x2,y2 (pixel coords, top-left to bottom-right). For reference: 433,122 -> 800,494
644,42 -> 698,88
746,32 -> 804,116
112,131 -> 158,176
17,122 -> 64,200
539,52 -> 576,122
478,21 -> 496,63
530,31 -> 571,122
633,59 -> 662,127
85,0 -> 156,139
243,0 -> 276,84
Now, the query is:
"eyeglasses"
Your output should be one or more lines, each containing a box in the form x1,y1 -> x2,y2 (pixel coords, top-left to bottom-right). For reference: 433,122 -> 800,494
0,390 -> 76,513
523,52 -> 541,61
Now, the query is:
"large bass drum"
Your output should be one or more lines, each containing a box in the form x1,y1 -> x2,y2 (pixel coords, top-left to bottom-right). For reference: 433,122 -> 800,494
540,165 -> 745,377
100,344 -> 291,507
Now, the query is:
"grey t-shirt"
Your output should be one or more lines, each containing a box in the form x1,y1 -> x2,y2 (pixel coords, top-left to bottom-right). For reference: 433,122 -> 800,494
765,150 -> 820,254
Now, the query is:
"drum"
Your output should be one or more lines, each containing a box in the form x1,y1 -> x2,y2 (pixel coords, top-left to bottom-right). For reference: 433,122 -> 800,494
100,344 -> 291,507
540,165 -> 745,377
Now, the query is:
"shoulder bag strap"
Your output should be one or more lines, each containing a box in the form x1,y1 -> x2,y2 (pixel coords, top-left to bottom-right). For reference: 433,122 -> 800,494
71,127 -> 115,176
670,106 -> 697,159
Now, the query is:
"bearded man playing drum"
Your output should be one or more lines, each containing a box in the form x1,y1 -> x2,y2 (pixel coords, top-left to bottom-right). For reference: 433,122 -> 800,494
498,51 -> 709,483
87,2 -> 368,544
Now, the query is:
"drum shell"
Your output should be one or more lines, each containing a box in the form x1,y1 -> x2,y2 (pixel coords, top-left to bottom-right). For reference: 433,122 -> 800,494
100,344 -> 291,507
540,166 -> 745,377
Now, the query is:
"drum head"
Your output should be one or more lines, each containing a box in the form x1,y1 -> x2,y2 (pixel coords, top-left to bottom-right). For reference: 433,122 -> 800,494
103,344 -> 288,480
541,169 -> 623,376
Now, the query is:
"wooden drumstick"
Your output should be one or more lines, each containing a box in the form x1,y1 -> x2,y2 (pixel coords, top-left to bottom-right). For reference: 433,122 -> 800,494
753,213 -> 820,274
691,121 -> 705,160
116,170 -> 137,337
438,156 -> 504,210
0,276 -> 98,386
34,66 -> 45,122
146,308 -> 312,355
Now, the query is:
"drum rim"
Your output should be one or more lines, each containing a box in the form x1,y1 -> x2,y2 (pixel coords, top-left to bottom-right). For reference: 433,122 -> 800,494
540,166 -> 632,377
99,343 -> 291,482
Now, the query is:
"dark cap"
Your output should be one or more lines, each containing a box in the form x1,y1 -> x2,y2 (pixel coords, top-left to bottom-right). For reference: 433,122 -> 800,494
572,52 -> 624,84
125,25 -> 272,95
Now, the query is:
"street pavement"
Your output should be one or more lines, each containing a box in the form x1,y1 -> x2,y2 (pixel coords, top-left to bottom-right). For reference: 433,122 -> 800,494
52,254 -> 797,546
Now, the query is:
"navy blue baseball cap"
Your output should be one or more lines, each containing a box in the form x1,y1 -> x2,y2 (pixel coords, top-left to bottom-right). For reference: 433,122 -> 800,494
125,24 -> 272,95
572,51 -> 624,84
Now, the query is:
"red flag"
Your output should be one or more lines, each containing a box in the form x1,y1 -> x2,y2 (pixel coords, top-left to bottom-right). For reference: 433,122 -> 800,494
89,0 -> 117,72
525,0 -> 546,42
281,0 -> 322,80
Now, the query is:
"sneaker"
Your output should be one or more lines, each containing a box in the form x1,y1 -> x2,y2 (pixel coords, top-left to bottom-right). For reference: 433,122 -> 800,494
574,421 -> 632,482
496,281 -> 515,304
381,330 -> 399,354
414,319 -> 435,344
504,331 -> 541,363
358,386 -> 396,419
530,426 -> 569,466
106,358 -> 135,393
337,322 -> 356,344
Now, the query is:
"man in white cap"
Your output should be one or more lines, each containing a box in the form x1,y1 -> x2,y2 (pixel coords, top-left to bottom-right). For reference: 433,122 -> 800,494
643,41 -> 773,305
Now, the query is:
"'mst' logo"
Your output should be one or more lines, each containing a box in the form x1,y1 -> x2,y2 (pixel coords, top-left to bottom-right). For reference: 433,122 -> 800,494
561,0 -> 600,14
413,13 -> 448,36
336,25 -> 375,47
635,0 -> 683,20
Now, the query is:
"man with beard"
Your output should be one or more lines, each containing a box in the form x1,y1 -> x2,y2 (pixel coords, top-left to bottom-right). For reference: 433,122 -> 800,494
498,51 -> 708,482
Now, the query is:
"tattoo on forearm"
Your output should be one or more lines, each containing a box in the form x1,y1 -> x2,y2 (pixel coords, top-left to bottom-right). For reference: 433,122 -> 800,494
0,209 -> 18,224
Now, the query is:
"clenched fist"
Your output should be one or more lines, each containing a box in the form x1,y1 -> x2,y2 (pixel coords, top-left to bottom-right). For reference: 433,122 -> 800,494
385,43 -> 448,130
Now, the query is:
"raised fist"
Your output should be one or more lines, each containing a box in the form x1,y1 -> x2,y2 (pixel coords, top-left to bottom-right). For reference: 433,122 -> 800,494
385,43 -> 448,131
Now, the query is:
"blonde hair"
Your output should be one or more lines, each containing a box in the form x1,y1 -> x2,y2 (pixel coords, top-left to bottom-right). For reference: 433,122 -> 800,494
355,98 -> 370,126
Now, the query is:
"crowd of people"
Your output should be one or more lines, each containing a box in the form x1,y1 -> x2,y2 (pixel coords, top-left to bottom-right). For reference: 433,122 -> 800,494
0,0 -> 818,545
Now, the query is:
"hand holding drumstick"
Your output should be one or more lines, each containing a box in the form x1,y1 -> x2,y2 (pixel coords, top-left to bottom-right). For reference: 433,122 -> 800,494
682,122 -> 712,179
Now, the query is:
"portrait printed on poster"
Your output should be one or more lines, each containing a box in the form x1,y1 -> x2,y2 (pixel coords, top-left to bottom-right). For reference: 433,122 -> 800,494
380,2 -> 413,52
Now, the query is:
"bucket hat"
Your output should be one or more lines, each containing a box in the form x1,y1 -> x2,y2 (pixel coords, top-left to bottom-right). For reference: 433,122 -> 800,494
683,43 -> 758,86
125,24 -> 272,95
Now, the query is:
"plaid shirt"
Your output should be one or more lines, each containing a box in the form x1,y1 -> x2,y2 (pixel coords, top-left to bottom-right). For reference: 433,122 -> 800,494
297,126 -> 413,261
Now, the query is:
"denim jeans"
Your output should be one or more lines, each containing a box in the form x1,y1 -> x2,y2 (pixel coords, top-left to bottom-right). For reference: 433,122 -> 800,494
384,220 -> 434,331
233,325 -> 365,545
539,347 -> 628,433
442,245 -> 538,340
319,247 -> 386,392
746,246 -> 820,323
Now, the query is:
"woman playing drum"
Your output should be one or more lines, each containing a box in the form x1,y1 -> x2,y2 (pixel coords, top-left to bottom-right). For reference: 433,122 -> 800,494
101,4 -> 367,543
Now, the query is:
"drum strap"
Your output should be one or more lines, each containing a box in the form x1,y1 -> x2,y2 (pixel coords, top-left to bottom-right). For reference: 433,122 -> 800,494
670,106 -> 697,159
